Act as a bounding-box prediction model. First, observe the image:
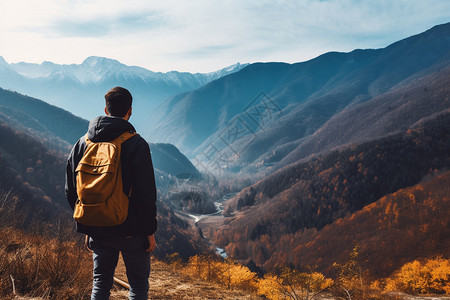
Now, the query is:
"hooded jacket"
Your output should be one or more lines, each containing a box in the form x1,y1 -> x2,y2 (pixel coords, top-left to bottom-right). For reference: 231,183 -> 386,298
65,116 -> 157,237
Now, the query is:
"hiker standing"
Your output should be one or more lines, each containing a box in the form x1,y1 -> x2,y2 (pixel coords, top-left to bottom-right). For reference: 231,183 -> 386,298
65,86 -> 157,300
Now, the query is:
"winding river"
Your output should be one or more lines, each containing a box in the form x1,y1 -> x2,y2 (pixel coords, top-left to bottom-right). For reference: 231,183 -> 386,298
186,192 -> 236,223
184,192 -> 237,258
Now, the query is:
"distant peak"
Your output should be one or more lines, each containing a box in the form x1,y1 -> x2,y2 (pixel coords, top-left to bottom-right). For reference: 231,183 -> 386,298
217,62 -> 247,71
0,56 -> 8,66
82,56 -> 122,67
41,61 -> 56,66
428,21 -> 450,33
226,62 -> 249,70
204,62 -> 249,78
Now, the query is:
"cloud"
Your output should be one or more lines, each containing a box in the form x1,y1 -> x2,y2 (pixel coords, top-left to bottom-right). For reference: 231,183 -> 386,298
1,0 -> 449,72
49,12 -> 167,38
172,45 -> 237,59
50,20 -> 110,37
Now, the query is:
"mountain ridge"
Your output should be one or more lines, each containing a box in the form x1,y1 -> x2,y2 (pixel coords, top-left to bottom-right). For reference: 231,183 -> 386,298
143,22 -> 450,176
0,56 -> 248,130
7,56 -> 248,85
213,112 -> 450,276
270,63 -> 450,169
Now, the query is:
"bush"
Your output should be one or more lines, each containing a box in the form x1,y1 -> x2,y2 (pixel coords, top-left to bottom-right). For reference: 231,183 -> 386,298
0,228 -> 92,299
181,254 -> 258,291
385,257 -> 450,294
257,266 -> 333,300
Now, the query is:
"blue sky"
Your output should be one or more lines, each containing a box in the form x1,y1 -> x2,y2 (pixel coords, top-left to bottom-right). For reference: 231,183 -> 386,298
0,0 -> 449,72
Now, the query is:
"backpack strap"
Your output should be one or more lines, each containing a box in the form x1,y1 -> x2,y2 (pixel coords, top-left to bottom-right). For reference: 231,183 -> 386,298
111,131 -> 137,197
83,131 -> 138,147
84,134 -> 92,147
111,131 -> 138,146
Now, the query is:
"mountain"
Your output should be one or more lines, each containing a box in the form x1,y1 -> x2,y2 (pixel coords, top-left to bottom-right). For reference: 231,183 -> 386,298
0,56 -> 247,131
281,169 -> 450,279
259,64 -> 450,171
146,23 -> 450,174
0,87 -> 88,149
0,86 -> 201,181
212,112 -> 450,277
0,114 -> 72,227
150,143 -> 201,180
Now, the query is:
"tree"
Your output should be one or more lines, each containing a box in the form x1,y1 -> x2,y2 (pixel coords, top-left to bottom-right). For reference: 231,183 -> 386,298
257,265 -> 333,300
385,257 -> 450,294
332,244 -> 368,299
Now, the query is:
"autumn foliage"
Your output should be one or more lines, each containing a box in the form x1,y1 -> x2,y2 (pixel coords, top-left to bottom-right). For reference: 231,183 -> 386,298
384,257 -> 450,295
214,113 -> 450,277
167,253 -> 334,299
170,254 -> 258,291
257,267 -> 333,300
0,227 -> 92,299
166,249 -> 449,299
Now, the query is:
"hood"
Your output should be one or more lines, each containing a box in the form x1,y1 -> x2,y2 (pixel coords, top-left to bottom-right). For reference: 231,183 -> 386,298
87,116 -> 136,142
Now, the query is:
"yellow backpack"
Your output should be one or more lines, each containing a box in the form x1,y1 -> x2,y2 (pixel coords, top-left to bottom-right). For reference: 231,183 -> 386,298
73,131 -> 137,226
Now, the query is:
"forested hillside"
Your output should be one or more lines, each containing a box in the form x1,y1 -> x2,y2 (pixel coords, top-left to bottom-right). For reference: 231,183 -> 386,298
271,169 -> 450,279
213,112 -> 450,277
0,87 -> 87,147
0,120 -> 69,226
275,64 -> 450,169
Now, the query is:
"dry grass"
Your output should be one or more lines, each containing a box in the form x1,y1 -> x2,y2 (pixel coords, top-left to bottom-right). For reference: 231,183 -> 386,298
0,227 -> 92,299
113,256 -> 261,300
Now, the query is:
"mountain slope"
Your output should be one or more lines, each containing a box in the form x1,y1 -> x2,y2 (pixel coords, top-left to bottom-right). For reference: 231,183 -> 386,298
0,119 -> 69,225
145,22 -> 450,169
281,169 -> 450,278
0,87 -> 201,185
150,143 -> 201,179
250,170 -> 450,279
0,56 -> 247,130
213,112 -> 450,277
147,54 -> 364,154
266,64 -> 450,170
0,87 -> 87,148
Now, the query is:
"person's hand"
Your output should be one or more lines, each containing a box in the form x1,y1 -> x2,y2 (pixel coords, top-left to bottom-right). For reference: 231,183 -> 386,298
146,234 -> 156,252
85,235 -> 93,253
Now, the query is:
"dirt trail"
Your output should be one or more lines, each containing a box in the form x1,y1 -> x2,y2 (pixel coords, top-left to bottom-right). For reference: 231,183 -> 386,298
112,256 -> 260,300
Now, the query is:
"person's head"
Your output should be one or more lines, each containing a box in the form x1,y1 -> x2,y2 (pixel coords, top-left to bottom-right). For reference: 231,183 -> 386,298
104,87 -> 132,120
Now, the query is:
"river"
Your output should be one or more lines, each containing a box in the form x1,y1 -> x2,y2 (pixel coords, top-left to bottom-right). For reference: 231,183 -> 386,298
184,192 -> 237,258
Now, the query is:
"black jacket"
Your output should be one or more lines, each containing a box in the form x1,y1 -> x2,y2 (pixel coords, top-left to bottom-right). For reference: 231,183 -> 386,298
65,116 -> 157,237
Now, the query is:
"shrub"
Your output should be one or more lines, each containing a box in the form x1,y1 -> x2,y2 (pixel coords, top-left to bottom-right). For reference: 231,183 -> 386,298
385,257 -> 450,294
0,228 -> 92,299
181,254 -> 258,292
256,266 -> 333,300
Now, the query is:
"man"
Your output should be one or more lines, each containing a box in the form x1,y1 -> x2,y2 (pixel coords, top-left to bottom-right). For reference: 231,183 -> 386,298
65,86 -> 157,300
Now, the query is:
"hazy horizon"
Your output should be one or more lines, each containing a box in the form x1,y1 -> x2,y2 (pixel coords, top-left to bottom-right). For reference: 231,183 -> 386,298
1,0 -> 449,73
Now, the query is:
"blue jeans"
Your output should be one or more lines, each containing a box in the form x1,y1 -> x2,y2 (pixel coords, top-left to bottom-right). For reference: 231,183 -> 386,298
88,235 -> 150,300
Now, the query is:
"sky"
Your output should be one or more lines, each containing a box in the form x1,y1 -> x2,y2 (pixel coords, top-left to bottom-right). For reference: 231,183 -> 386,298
0,0 -> 449,73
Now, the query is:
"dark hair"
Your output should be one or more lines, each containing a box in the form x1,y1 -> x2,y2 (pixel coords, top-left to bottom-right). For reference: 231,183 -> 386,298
104,87 -> 132,117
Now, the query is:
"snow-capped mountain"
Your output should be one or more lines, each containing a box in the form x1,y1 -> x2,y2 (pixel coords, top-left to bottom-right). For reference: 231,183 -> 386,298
9,57 -> 247,85
0,56 -> 9,67
0,56 -> 248,131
